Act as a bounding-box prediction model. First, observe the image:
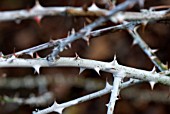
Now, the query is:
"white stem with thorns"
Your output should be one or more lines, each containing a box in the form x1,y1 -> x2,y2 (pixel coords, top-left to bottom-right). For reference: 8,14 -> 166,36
33,78 -> 140,114
107,71 -> 124,114
0,57 -> 170,85
0,2 -> 169,22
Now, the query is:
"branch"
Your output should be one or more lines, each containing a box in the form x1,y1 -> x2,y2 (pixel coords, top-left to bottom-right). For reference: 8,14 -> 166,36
6,21 -> 140,58
127,25 -> 169,89
47,0 -> 141,61
128,26 -> 168,71
106,71 -> 124,114
33,78 -> 140,114
0,1 -> 169,22
0,57 -> 170,85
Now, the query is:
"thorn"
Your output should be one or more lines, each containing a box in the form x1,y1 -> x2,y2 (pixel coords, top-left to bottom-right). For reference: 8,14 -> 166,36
82,36 -> 90,46
79,68 -> 86,74
15,19 -> 21,24
110,55 -> 119,65
133,26 -> 140,33
105,103 -> 109,107
85,17 -> 93,24
83,22 -> 86,28
36,53 -> 40,59
149,81 -> 156,90
151,49 -> 158,53
64,46 -> 68,50
0,52 -> 4,58
27,52 -> 34,58
67,31 -> 70,38
88,3 -> 100,11
34,0 -> 43,10
132,39 -> 138,45
116,97 -> 119,101
151,66 -> 156,73
34,16 -> 42,25
13,48 -> 18,57
33,65 -> 41,74
141,21 -> 148,33
11,55 -> 16,59
74,53 -> 80,60
49,37 -> 54,43
165,62 -> 169,69
94,67 -> 100,75
138,0 -> 145,7
162,64 -> 168,70
71,28 -> 76,35
118,95 -> 121,100
150,56 -> 157,60
114,54 -> 116,60
53,102 -> 64,114
105,81 -> 112,89
68,43 -> 71,48
32,0 -> 43,25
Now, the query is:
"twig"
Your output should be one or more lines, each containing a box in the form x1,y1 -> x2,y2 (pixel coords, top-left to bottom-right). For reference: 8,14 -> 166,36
0,1 -> 169,22
0,77 -> 140,107
5,21 -> 140,58
33,78 -> 141,114
47,0 -> 141,61
128,26 -> 168,71
106,71 -> 124,114
33,82 -> 112,114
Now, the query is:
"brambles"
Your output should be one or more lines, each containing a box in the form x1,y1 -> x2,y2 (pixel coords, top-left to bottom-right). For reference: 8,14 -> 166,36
0,0 -> 170,114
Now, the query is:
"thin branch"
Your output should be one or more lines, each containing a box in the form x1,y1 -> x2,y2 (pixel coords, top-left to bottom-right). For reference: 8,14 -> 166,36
33,83 -> 112,114
0,77 -> 140,107
107,72 -> 124,114
0,2 -> 108,22
0,57 -> 170,85
47,0 -> 140,61
128,26 -> 168,71
33,78 -> 141,114
0,1 -> 169,22
6,21 -> 141,58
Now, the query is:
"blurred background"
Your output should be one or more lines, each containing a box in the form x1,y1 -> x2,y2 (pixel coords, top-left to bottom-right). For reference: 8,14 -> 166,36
0,0 -> 170,114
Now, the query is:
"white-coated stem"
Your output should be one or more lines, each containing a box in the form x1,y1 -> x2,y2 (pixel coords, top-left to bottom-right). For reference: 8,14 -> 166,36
33,78 -> 140,114
0,4 -> 169,22
0,57 -> 170,85
107,72 -> 123,114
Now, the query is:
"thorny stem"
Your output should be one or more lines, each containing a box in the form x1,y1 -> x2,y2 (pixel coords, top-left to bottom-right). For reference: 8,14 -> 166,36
0,78 -> 140,109
0,57 -> 170,85
33,78 -> 140,114
6,21 -> 141,58
128,27 -> 168,71
107,72 -> 123,114
47,0 -> 140,61
0,2 -> 169,22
